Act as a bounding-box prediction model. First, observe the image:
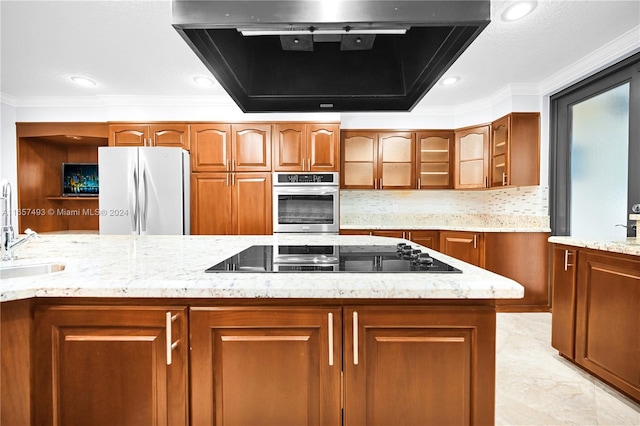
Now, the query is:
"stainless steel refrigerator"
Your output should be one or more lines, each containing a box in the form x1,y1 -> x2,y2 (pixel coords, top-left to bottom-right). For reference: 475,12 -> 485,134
98,147 -> 190,235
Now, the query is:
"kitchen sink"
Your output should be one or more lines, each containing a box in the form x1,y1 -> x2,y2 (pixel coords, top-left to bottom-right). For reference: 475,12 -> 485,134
0,262 -> 65,279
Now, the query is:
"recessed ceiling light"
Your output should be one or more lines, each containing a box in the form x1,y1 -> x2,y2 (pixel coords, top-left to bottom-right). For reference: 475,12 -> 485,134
193,76 -> 215,87
70,76 -> 97,87
501,1 -> 537,22
441,76 -> 460,86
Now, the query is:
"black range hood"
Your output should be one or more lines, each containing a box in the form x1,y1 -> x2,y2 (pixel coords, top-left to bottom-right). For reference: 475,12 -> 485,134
172,1 -> 490,112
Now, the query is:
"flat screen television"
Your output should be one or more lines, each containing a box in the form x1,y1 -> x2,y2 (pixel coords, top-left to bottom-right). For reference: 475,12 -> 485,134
61,163 -> 99,196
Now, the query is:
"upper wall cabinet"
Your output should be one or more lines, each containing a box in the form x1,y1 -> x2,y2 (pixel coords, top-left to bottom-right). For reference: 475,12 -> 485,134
341,131 -> 415,189
490,113 -> 540,187
416,131 -> 454,189
274,123 -> 340,172
191,123 -> 271,173
454,125 -> 490,189
108,123 -> 189,150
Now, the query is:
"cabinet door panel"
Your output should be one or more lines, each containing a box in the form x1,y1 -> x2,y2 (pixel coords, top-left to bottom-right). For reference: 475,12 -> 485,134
381,163 -> 413,187
232,124 -> 271,171
455,126 -> 489,189
190,307 -> 342,426
34,306 -> 188,426
109,124 -> 148,147
191,124 -> 231,172
408,230 -> 439,251
344,307 -> 495,426
191,173 -> 231,235
439,231 -> 484,267
379,133 -> 415,189
150,123 -> 189,149
308,124 -> 339,171
232,173 -> 272,235
342,132 -> 376,189
274,123 -> 305,171
575,252 -> 640,400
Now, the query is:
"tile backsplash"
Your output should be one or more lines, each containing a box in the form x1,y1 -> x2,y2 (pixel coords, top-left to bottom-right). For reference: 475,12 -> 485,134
340,186 -> 550,230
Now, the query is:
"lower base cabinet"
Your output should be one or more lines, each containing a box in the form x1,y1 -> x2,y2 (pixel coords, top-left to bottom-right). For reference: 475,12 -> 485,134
551,245 -> 640,402
30,302 -> 497,425
189,307 -> 342,426
343,306 -> 496,425
33,305 -> 189,426
439,231 -> 484,267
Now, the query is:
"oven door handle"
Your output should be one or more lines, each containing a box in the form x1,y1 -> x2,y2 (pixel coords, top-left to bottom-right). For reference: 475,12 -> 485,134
274,187 -> 338,195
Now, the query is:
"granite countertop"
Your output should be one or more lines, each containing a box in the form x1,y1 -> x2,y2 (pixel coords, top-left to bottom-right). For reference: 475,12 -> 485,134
0,234 -> 524,303
548,236 -> 640,257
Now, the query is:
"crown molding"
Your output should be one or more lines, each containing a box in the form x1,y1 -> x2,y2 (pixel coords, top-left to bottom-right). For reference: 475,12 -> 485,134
0,92 -> 17,106
539,25 -> 640,97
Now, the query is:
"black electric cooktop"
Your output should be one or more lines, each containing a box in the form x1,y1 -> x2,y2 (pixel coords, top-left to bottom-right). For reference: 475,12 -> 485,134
205,244 -> 462,273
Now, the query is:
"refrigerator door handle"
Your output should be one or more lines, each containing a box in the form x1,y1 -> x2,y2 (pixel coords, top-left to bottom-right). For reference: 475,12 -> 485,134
140,160 -> 148,232
130,164 -> 138,233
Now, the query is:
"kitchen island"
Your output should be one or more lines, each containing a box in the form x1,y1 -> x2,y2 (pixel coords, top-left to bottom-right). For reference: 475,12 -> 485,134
1,234 -> 523,426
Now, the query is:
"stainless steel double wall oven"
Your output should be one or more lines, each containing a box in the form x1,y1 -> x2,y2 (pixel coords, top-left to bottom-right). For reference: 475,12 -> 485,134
272,172 -> 339,234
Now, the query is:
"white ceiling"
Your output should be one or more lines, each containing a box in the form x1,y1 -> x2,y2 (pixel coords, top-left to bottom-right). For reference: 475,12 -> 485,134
1,0 -> 639,110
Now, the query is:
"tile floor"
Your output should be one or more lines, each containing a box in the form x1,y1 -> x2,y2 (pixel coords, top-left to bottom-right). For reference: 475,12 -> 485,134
495,313 -> 640,425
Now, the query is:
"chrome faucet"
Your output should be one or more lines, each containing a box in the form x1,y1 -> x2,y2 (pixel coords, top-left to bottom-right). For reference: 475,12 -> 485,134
1,179 -> 38,260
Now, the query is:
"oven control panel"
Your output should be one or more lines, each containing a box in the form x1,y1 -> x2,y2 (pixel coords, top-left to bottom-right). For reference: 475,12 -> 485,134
274,172 -> 338,185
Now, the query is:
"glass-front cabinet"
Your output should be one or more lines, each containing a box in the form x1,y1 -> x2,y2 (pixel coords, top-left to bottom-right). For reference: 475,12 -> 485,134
491,116 -> 509,187
416,131 -> 454,189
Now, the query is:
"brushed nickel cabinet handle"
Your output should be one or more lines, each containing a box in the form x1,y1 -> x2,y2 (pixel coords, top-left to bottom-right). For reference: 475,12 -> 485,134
166,312 -> 178,366
226,173 -> 229,187
328,313 -> 334,366
226,159 -> 230,171
564,250 -> 574,271
232,159 -> 235,171
417,178 -> 421,189
473,234 -> 477,249
502,172 -> 507,186
353,311 -> 359,365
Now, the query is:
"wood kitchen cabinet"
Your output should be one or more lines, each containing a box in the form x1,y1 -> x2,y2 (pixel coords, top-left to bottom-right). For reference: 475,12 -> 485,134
274,123 -> 340,171
33,305 -> 189,426
454,125 -> 490,189
190,306 -> 342,425
574,250 -> 640,401
485,232 -> 550,311
407,230 -> 440,251
551,245 -> 640,402
343,306 -> 496,425
416,130 -> 454,189
190,123 -> 271,172
191,172 -> 272,235
341,131 -> 415,189
490,113 -> 540,187
439,231 -> 484,267
339,230 -> 439,251
108,123 -> 190,149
